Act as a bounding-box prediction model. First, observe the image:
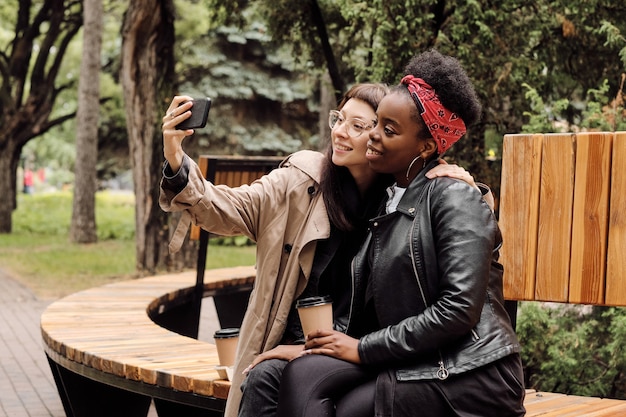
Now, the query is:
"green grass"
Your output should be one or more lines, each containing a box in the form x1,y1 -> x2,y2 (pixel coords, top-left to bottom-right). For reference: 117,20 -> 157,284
1,191 -> 256,299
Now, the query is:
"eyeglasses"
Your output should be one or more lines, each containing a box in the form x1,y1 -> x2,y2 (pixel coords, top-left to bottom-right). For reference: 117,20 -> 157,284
328,110 -> 374,138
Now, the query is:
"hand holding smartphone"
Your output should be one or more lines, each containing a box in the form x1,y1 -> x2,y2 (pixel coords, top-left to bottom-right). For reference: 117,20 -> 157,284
176,97 -> 211,130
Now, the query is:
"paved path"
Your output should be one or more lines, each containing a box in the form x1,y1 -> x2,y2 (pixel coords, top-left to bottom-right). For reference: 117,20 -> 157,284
0,270 -> 64,417
0,270 -> 219,417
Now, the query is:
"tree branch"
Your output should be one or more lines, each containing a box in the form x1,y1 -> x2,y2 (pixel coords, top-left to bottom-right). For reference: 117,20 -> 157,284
309,0 -> 344,101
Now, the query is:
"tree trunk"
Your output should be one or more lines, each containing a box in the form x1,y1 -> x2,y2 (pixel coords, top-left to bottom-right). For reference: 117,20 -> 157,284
318,71 -> 335,151
0,0 -> 82,233
121,0 -> 189,273
309,0 -> 344,101
0,143 -> 20,233
70,0 -> 103,243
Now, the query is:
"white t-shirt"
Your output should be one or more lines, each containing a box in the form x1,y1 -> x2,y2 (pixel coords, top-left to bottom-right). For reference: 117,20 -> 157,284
385,184 -> 406,214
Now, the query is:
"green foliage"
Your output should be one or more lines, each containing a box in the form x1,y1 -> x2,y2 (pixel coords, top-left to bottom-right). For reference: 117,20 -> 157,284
16,0 -> 131,185
12,191 -> 135,240
522,77 -> 626,132
8,0 -> 626,201
518,6 -> 626,134
521,84 -> 571,133
581,80 -> 616,131
93,191 -> 136,240
1,190 -> 256,298
0,1 -> 17,46
1,190 -> 136,297
223,124 -> 307,154
23,129 -> 77,188
12,192 -> 75,236
0,231 -> 137,299
516,303 -> 552,378
174,0 -> 213,36
203,0 -> 625,200
517,302 -> 626,399
173,8 -> 319,157
599,20 -> 626,66
212,235 -> 253,247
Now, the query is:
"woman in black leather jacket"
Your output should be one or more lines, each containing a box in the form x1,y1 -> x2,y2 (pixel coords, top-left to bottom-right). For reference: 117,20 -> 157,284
276,49 -> 526,417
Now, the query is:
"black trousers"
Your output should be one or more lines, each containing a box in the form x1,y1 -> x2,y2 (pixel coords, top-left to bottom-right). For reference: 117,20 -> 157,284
277,354 -> 376,417
239,359 -> 288,417
276,353 -> 526,417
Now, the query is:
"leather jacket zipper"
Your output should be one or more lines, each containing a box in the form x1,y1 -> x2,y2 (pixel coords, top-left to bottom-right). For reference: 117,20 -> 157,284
437,359 -> 450,380
408,223 -> 429,308
348,257 -> 356,331
410,214 -> 449,380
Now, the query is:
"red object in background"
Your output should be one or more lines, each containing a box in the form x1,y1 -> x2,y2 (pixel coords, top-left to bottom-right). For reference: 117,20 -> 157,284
24,169 -> 33,186
23,169 -> 34,194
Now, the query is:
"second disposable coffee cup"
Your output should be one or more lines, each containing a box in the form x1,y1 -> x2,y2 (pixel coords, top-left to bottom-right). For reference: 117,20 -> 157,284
213,327 -> 239,367
296,295 -> 333,338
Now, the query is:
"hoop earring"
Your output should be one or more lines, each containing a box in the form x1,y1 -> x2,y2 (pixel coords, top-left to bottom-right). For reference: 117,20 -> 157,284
405,155 -> 425,181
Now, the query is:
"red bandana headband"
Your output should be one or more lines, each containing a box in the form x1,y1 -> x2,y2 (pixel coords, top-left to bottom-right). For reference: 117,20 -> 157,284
401,75 -> 466,154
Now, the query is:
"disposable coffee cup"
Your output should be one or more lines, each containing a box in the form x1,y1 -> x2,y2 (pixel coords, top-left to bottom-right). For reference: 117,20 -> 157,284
296,296 -> 333,338
213,328 -> 239,367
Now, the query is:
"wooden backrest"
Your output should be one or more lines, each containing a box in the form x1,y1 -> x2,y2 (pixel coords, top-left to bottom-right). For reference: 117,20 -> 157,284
499,132 -> 626,306
189,155 -> 285,240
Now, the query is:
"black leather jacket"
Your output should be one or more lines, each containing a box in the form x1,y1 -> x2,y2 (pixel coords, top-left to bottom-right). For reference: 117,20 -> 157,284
348,160 -> 520,381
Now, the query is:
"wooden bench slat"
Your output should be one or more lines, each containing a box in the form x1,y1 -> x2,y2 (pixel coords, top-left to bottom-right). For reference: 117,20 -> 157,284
549,400 -> 626,417
500,133 -> 543,300
526,393 -> 626,416
189,155 -> 284,240
569,132 -> 612,304
134,355 -> 221,385
576,402 -> 626,417
535,133 -> 575,302
607,131 -> 626,305
170,367 -> 225,393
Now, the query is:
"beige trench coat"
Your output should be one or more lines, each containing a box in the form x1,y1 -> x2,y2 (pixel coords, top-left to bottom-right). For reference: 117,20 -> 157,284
159,150 -> 330,417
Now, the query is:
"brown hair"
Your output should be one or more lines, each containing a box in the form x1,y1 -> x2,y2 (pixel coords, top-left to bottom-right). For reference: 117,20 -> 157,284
320,83 -> 389,231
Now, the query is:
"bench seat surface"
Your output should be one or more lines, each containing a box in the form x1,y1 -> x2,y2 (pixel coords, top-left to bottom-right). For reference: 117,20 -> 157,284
524,390 -> 626,416
40,266 -> 256,400
41,264 -> 626,415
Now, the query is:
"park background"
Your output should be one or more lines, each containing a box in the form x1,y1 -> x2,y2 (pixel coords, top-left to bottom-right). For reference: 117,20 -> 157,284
0,0 -> 625,401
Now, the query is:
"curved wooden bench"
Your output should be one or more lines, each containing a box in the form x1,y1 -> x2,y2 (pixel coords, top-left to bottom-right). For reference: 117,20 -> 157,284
41,266 -> 255,417
41,266 -> 626,417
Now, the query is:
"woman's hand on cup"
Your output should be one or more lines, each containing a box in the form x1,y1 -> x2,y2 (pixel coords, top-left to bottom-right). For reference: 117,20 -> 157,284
301,329 -> 361,364
162,95 -> 194,172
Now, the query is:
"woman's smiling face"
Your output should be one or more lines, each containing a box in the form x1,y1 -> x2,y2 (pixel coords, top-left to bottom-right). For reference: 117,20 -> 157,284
330,98 -> 377,169
366,91 -> 431,185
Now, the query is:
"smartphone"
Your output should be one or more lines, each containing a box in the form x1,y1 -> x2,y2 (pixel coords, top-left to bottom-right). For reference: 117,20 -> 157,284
176,97 -> 211,129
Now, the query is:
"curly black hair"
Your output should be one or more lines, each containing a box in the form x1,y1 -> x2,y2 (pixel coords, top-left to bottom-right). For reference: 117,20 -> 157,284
400,49 -> 482,128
